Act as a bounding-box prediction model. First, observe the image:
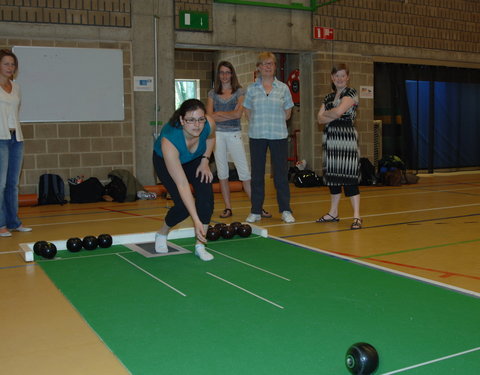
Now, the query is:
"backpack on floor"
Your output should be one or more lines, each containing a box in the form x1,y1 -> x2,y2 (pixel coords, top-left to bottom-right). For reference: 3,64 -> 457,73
103,175 -> 127,202
69,177 -> 105,203
359,158 -> 377,186
293,170 -> 322,187
37,174 -> 67,205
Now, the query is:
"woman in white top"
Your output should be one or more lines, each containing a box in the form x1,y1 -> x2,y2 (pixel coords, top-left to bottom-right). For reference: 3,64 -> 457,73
0,49 -> 31,237
207,61 -> 271,219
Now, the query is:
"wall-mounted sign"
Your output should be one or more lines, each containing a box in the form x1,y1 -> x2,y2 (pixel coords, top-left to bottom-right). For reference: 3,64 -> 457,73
134,76 -> 154,92
313,26 -> 334,40
360,86 -> 374,99
179,11 -> 209,30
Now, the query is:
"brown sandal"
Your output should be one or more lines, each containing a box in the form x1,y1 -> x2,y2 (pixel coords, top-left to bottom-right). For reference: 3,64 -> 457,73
220,208 -> 233,218
261,209 -> 272,218
351,218 -> 362,230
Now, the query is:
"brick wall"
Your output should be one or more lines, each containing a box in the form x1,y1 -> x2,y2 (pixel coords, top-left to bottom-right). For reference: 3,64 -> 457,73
174,49 -> 214,103
0,0 -> 131,27
1,38 -> 133,194
314,0 -> 479,53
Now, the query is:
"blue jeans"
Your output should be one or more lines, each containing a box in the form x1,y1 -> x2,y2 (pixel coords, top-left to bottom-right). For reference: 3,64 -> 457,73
0,133 -> 24,229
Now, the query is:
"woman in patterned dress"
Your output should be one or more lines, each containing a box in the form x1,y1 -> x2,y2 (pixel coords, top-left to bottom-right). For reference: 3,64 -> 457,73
316,63 -> 362,229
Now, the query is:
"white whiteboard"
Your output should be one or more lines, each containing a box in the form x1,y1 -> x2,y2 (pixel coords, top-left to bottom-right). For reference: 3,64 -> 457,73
13,46 -> 124,122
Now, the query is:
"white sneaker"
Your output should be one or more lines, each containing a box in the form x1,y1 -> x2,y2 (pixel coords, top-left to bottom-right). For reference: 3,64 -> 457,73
281,211 -> 295,223
0,230 -> 12,237
12,226 -> 32,232
246,213 -> 261,223
195,244 -> 213,261
155,233 -> 168,253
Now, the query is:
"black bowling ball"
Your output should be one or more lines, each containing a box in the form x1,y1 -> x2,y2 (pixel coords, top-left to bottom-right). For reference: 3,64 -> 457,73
229,221 -> 242,234
97,234 -> 113,248
66,237 -> 83,252
40,242 -> 57,259
82,235 -> 98,250
237,224 -> 252,237
345,342 -> 379,375
33,241 -> 48,255
206,227 -> 221,241
220,225 -> 236,239
214,223 -> 227,230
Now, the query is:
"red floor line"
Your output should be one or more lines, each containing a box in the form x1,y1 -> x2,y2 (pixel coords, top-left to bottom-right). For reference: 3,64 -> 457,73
369,258 -> 480,280
325,249 -> 479,280
98,206 -> 164,221
364,257 -> 478,280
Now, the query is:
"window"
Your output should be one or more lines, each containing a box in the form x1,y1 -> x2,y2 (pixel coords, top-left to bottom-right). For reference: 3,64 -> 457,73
175,79 -> 200,109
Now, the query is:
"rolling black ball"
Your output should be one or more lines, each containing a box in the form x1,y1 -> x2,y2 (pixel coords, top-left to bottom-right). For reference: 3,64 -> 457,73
82,235 -> 98,250
345,342 -> 379,375
237,224 -> 252,237
97,234 -> 113,248
33,241 -> 48,256
220,225 -> 236,239
40,242 -> 57,259
66,237 -> 83,252
206,227 -> 221,241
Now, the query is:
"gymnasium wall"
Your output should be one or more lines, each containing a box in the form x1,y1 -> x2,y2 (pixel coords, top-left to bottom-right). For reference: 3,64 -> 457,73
0,0 -> 479,194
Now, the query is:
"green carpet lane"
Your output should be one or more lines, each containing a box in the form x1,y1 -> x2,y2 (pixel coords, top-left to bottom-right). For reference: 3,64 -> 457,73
38,236 -> 480,374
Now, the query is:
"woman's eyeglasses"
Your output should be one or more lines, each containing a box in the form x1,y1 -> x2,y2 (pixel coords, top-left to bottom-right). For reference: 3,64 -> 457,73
184,117 -> 207,125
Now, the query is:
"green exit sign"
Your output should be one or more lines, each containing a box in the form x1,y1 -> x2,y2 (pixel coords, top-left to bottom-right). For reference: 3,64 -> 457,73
179,11 -> 209,30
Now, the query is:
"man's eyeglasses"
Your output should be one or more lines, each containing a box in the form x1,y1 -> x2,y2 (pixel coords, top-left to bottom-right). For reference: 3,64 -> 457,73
261,61 -> 275,67
184,117 -> 207,125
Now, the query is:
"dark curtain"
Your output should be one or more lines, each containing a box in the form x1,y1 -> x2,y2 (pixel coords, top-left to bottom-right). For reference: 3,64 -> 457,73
374,63 -> 480,171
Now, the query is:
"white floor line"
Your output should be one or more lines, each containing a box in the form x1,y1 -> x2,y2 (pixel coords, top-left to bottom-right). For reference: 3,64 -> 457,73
15,213 -> 165,229
206,272 -> 284,309
19,185 -> 479,230
381,346 -> 480,374
207,247 -> 291,281
34,250 -> 132,262
264,202 -> 480,228
116,253 -> 186,297
0,250 -> 22,255
236,186 -> 480,216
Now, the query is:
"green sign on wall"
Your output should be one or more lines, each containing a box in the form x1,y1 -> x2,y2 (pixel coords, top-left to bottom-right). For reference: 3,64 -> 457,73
179,11 -> 209,31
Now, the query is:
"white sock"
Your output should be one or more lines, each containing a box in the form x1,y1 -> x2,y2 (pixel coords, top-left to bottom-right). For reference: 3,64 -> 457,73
195,244 -> 213,261
155,233 -> 168,253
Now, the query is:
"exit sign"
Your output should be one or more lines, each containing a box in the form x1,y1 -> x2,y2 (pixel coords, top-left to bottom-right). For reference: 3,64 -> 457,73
179,11 -> 209,31
313,26 -> 334,40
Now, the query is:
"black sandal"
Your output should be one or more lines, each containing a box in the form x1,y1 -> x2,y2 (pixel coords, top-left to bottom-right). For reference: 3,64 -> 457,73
261,209 -> 272,218
316,213 -> 340,223
220,208 -> 233,218
351,218 -> 362,230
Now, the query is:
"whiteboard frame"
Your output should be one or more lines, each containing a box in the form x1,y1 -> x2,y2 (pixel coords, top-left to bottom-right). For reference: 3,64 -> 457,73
13,46 -> 125,123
